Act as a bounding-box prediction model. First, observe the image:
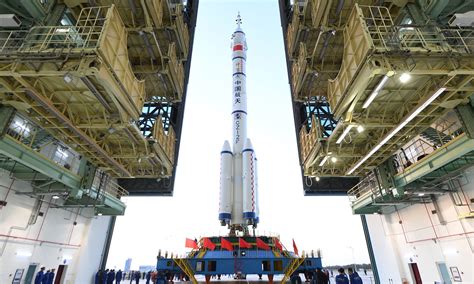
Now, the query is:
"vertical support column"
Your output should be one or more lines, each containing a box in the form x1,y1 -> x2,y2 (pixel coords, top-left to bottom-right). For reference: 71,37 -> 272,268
361,215 -> 380,284
100,216 -> 116,270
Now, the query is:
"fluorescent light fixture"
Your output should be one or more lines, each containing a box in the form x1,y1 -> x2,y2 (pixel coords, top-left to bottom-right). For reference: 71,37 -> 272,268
52,195 -> 60,199
97,213 -> 103,216
336,125 -> 354,144
418,193 -> 425,197
347,87 -> 446,175
399,73 -> 411,84
363,75 -> 389,108
319,156 -> 329,166
331,157 -> 337,163
357,125 -> 364,133
16,251 -> 32,257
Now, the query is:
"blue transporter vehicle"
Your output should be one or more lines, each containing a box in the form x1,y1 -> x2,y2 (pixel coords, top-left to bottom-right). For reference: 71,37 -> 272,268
156,236 -> 322,283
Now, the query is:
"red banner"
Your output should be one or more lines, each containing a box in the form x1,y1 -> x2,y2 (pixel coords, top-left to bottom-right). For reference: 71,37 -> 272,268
274,238 -> 283,251
220,237 -> 233,251
203,238 -> 216,251
185,238 -> 198,249
256,237 -> 270,250
292,239 -> 299,255
239,238 -> 252,249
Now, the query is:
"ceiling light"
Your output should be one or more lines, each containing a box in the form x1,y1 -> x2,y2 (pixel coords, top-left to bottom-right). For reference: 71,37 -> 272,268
418,193 -> 425,197
97,213 -> 103,216
315,176 -> 320,182
63,73 -> 73,84
363,75 -> 389,108
336,125 -> 354,144
16,251 -> 32,257
52,195 -> 60,200
347,87 -> 446,175
319,156 -> 329,166
399,73 -> 411,84
357,125 -> 364,133
331,157 -> 337,163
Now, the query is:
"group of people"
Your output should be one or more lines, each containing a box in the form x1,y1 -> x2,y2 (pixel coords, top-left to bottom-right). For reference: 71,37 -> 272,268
96,269 -> 162,284
34,267 -> 55,284
335,268 -> 363,284
291,267 -> 364,284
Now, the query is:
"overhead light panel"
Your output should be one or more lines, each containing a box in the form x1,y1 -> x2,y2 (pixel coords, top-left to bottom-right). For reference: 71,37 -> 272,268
52,195 -> 60,200
357,125 -> 364,133
363,75 -> 389,108
331,157 -> 337,163
315,176 -> 320,182
399,73 -> 411,84
336,125 -> 354,144
319,156 -> 329,166
347,87 -> 446,175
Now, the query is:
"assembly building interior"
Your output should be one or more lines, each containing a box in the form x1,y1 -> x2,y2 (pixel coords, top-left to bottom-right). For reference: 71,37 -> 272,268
0,0 -> 473,283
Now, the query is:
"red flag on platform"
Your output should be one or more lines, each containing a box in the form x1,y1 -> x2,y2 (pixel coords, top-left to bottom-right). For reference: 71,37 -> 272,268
185,238 -> 198,249
256,237 -> 270,250
203,238 -> 216,250
221,237 -> 233,251
274,238 -> 283,251
239,238 -> 252,249
292,239 -> 299,255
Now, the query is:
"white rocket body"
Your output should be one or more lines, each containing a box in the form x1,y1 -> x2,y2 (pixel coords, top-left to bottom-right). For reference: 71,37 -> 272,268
218,15 -> 259,229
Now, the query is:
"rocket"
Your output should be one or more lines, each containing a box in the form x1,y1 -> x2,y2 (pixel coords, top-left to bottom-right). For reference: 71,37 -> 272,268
219,13 -> 259,232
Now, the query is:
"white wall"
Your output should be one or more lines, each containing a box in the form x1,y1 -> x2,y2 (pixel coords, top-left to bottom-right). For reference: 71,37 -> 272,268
0,169 -> 110,284
367,168 -> 474,284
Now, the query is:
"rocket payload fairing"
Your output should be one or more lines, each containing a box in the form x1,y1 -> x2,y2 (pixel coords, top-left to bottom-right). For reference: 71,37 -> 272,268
219,13 -> 259,234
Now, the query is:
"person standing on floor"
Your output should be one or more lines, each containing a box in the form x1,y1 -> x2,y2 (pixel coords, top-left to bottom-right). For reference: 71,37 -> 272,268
146,270 -> 152,284
47,269 -> 55,284
134,271 -> 141,284
34,267 -> 45,284
347,268 -> 363,284
116,269 -> 123,284
335,268 -> 349,284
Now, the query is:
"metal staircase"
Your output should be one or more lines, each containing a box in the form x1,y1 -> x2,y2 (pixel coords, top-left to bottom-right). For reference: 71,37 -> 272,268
420,127 -> 453,147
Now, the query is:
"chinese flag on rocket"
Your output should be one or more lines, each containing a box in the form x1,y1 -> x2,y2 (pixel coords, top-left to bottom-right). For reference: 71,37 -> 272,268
256,237 -> 270,250
292,239 -> 299,255
221,237 -> 233,251
203,238 -> 216,251
239,238 -> 252,249
274,238 -> 283,251
185,238 -> 198,249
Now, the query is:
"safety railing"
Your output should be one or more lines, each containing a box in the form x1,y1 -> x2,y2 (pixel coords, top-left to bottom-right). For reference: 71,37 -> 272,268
166,42 -> 185,101
291,42 -> 310,99
91,169 -> 129,199
153,115 -> 176,164
347,171 -> 382,203
299,115 -> 323,165
327,4 -> 474,114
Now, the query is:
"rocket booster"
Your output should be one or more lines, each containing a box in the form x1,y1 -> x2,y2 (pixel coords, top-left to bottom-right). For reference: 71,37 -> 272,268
219,13 -> 259,230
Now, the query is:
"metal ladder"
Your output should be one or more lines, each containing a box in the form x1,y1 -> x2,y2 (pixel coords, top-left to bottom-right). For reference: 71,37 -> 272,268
281,257 -> 305,283
173,258 -> 198,284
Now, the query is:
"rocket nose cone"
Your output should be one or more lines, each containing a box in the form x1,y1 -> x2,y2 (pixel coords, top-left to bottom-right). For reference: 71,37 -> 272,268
243,138 -> 254,150
221,140 -> 232,152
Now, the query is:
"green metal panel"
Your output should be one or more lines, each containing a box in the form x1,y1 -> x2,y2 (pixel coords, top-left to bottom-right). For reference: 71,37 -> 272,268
0,106 -> 15,136
394,135 -> 474,188
456,104 -> 474,139
0,135 -> 82,189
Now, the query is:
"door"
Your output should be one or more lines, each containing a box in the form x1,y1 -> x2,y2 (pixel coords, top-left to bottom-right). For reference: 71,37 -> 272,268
436,262 -> 452,284
54,265 -> 68,284
23,263 -> 38,284
409,263 -> 422,284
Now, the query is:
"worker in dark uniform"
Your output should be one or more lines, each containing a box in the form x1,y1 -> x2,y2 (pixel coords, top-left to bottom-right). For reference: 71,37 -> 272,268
107,269 -> 115,284
335,268 -> 349,284
95,269 -> 102,284
347,268 -> 363,284
42,270 -> 50,284
103,269 -> 109,284
47,269 -> 55,284
313,268 -> 328,284
146,270 -> 152,284
34,267 -> 45,284
134,270 -> 141,284
116,269 -> 123,284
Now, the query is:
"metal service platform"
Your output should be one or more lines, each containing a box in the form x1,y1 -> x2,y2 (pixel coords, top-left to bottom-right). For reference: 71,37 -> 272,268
156,236 -> 322,284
